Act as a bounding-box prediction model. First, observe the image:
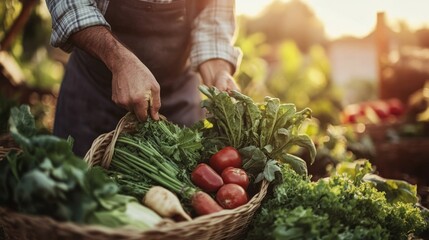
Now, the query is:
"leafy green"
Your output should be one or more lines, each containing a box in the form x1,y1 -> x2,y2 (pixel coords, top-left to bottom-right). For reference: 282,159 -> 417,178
334,160 -> 419,204
199,86 -> 316,181
84,167 -> 162,229
240,146 -> 267,178
1,106 -> 93,222
363,174 -> 418,204
199,86 -> 250,149
246,164 -> 428,240
0,105 -> 162,229
132,117 -> 203,172
86,194 -> 161,229
107,170 -> 151,200
279,153 -> 308,175
111,117 -> 200,201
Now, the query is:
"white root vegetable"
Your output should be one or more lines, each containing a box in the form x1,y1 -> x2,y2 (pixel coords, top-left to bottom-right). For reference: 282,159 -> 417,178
143,186 -> 192,221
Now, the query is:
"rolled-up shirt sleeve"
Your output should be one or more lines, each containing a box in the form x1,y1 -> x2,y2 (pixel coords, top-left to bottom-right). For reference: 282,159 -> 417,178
190,0 -> 242,74
45,0 -> 110,52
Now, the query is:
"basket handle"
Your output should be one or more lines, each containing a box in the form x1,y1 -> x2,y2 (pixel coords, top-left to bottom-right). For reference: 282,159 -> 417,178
84,112 -> 167,168
84,112 -> 137,168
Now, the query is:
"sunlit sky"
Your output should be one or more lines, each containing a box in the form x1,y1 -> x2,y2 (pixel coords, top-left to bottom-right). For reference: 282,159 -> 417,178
236,0 -> 429,39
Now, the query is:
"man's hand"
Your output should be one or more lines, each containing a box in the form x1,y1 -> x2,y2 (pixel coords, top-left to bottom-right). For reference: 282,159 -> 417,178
110,48 -> 160,122
199,59 -> 240,93
70,26 -> 160,121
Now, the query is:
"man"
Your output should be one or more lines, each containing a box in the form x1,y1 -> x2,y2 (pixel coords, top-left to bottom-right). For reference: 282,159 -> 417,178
45,0 -> 241,157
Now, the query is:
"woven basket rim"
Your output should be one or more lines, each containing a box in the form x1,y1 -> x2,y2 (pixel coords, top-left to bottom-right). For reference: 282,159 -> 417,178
0,180 -> 268,235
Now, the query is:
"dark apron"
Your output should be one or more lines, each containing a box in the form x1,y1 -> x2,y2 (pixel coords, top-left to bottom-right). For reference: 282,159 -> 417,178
54,0 -> 206,157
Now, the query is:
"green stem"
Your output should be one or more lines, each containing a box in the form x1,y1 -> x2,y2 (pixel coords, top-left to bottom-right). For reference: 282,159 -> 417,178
119,137 -> 178,177
115,149 -> 158,174
118,179 -> 150,192
114,149 -> 185,194
145,143 -> 178,175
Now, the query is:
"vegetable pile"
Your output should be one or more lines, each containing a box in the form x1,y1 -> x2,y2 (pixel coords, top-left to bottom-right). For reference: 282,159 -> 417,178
0,106 -> 162,229
109,86 -> 317,218
1,88 -> 427,240
246,161 -> 429,240
198,86 -> 316,181
110,118 -> 223,217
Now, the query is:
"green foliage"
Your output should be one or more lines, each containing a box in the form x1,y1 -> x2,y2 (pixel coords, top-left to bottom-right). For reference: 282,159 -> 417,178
295,120 -> 375,179
234,29 -> 270,102
1,105 -> 161,229
0,0 -> 21,39
111,117 -> 201,200
266,41 -> 342,127
199,86 -> 315,181
235,30 -> 343,128
1,1 -> 64,90
246,165 -> 428,240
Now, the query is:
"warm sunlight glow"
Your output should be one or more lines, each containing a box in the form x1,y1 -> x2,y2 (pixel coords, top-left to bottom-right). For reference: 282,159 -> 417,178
236,0 -> 271,17
236,0 -> 429,39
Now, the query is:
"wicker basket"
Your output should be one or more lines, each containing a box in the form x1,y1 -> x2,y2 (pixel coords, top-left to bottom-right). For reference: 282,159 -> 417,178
1,113 -> 269,240
84,113 -> 269,239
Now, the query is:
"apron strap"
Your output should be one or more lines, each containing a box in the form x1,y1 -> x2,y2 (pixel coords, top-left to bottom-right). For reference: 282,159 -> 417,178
186,0 -> 213,24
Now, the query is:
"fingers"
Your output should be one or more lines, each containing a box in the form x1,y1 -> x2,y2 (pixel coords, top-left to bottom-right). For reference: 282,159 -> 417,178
150,84 -> 161,121
215,72 -> 240,93
133,94 -> 150,122
227,75 -> 240,93
134,88 -> 161,122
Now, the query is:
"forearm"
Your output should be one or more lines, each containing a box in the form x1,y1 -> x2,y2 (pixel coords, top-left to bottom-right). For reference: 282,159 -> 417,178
69,26 -> 135,71
45,0 -> 109,52
70,26 -> 161,121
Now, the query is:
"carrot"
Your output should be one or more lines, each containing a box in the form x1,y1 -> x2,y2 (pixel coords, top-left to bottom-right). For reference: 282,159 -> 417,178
143,186 -> 192,221
191,191 -> 224,216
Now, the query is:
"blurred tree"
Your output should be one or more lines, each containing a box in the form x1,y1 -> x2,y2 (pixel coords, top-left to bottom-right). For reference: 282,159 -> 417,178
234,19 -> 271,102
1,1 -> 64,91
235,23 -> 343,128
242,0 -> 326,52
0,0 -> 21,41
265,41 -> 343,127
0,0 -> 63,132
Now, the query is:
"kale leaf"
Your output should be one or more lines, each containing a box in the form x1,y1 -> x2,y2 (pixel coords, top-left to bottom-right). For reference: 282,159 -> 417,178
199,86 -> 316,181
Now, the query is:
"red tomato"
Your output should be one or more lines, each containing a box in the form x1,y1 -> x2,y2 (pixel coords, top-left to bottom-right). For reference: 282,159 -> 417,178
191,191 -> 223,216
191,163 -> 224,193
216,183 -> 248,209
221,167 -> 249,190
209,147 -> 242,174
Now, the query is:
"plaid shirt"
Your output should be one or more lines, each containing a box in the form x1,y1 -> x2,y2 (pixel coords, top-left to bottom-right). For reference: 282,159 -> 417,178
45,0 -> 242,71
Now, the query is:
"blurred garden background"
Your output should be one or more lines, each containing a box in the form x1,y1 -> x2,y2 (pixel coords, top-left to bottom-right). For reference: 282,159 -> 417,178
1,0 -> 429,207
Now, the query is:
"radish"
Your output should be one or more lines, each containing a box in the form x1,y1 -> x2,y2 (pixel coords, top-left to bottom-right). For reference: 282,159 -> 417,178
143,186 -> 192,221
191,191 -> 223,216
